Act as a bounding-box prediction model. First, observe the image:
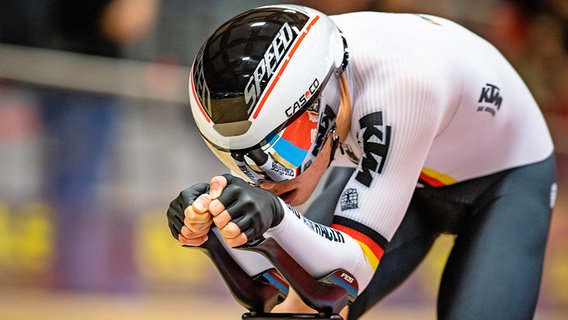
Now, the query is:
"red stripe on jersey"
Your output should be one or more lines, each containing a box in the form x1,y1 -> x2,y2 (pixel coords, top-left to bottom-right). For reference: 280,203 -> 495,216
419,172 -> 445,187
332,223 -> 384,261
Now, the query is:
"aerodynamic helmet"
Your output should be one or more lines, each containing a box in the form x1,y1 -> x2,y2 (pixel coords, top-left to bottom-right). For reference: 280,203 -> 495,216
189,5 -> 349,183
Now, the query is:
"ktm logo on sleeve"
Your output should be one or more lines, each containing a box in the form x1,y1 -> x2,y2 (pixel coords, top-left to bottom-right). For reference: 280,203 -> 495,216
477,83 -> 503,116
355,111 -> 392,187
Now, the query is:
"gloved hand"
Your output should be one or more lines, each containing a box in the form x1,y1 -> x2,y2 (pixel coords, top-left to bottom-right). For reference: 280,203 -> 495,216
167,182 -> 212,246
213,174 -> 285,246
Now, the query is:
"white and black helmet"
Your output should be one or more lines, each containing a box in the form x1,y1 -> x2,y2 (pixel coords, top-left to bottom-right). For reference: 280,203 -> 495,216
189,5 -> 348,183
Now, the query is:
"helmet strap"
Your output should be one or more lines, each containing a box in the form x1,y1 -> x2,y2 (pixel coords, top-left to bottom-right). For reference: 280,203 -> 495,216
328,127 -> 340,167
325,73 -> 351,167
336,73 -> 352,143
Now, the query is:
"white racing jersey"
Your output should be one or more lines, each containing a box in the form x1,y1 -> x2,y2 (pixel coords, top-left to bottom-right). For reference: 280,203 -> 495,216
328,12 -> 554,241
260,12 -> 554,293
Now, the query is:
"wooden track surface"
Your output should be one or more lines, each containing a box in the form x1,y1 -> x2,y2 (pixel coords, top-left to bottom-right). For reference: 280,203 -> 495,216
0,288 -> 564,320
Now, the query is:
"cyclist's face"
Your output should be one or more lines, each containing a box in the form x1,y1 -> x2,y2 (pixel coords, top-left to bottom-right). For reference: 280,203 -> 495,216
258,134 -> 334,206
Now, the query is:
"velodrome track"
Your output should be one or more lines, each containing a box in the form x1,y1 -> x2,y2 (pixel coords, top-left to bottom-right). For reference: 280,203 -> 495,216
1,288 -> 565,320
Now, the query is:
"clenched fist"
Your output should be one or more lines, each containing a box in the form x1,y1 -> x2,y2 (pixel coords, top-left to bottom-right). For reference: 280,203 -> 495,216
167,174 -> 285,247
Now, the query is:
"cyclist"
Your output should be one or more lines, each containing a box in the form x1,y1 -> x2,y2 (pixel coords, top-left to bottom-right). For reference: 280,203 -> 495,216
167,5 -> 557,319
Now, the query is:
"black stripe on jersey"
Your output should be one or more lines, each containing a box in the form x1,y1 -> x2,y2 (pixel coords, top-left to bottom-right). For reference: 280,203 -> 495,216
332,216 -> 389,249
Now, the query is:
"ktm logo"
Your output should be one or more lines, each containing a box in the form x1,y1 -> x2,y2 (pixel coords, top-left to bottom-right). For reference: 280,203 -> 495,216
477,83 -> 503,116
355,111 -> 392,187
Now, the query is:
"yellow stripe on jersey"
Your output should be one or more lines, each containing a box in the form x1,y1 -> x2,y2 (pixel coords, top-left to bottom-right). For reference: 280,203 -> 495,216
332,224 -> 383,271
420,167 -> 458,186
355,239 -> 380,270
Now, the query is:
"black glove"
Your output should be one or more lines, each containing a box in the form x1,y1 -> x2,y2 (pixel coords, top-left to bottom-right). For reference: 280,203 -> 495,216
167,183 -> 209,240
217,174 -> 284,244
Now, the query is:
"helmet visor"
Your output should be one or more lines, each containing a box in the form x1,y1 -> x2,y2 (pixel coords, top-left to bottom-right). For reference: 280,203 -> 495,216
205,103 -> 321,184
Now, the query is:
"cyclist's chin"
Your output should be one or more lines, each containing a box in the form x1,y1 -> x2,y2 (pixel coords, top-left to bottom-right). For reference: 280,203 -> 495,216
290,190 -> 309,207
286,182 -> 318,206
269,179 -> 317,207
279,189 -> 298,205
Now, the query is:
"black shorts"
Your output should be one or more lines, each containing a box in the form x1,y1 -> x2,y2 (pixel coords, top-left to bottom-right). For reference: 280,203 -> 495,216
306,155 -> 557,320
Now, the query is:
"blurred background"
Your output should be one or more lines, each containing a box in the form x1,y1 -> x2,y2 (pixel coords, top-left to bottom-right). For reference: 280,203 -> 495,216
0,0 -> 566,319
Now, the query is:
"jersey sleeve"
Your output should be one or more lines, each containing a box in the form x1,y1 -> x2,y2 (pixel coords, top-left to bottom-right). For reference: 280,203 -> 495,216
265,199 -> 375,292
